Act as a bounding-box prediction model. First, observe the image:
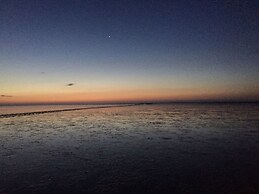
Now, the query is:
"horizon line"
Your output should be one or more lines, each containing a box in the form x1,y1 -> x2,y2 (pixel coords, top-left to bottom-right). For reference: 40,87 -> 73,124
1,100 -> 259,106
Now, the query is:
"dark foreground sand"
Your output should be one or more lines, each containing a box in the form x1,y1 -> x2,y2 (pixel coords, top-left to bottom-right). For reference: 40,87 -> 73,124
0,103 -> 259,193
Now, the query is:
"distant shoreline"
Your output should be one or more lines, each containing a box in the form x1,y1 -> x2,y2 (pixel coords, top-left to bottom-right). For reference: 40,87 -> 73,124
0,101 -> 258,106
1,102 -> 258,118
0,104 -> 138,119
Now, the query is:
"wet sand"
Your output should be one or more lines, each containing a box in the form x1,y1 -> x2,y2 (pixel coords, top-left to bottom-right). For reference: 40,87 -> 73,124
0,104 -> 135,118
0,103 -> 259,193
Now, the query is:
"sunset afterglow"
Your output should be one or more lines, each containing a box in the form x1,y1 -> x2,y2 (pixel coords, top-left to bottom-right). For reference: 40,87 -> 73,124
1,0 -> 258,104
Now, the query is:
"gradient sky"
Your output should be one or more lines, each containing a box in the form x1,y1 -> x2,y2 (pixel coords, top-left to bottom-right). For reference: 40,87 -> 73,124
0,0 -> 258,104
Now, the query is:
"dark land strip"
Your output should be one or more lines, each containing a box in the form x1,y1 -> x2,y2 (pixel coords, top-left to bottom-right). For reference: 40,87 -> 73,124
0,104 -> 143,119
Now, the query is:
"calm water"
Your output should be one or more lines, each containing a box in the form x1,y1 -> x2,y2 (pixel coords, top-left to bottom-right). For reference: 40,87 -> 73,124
0,103 -> 259,193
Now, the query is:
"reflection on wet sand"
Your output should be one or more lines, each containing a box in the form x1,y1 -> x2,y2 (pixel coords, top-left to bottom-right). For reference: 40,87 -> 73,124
0,103 -> 259,193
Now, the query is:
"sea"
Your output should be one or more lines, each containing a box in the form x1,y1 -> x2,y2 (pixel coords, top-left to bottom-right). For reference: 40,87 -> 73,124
0,103 -> 259,193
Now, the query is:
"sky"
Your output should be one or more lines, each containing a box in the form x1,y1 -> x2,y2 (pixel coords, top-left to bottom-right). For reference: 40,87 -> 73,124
0,0 -> 258,104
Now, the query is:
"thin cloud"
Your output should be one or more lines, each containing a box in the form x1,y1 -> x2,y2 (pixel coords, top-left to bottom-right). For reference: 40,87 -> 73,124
67,83 -> 74,87
1,95 -> 13,98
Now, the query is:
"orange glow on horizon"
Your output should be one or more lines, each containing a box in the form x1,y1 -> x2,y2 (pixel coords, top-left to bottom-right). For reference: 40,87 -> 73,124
1,88 -> 258,104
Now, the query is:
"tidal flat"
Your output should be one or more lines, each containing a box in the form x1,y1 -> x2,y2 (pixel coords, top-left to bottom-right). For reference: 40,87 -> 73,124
0,103 -> 259,193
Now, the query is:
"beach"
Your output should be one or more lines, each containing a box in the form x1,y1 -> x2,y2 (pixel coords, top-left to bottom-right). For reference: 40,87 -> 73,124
0,103 -> 258,193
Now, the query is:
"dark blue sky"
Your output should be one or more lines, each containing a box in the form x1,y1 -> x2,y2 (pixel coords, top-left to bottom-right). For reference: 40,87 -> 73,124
1,0 -> 258,103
